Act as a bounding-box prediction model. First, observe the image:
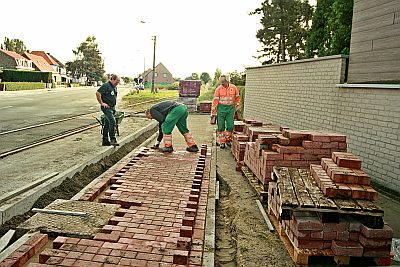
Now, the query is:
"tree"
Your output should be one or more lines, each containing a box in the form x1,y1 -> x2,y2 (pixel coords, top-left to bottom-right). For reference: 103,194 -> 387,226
306,0 -> 353,57
122,76 -> 133,84
251,0 -> 313,64
212,68 -> 222,86
200,72 -> 211,85
66,36 -> 105,85
1,37 -> 27,54
229,70 -> 246,86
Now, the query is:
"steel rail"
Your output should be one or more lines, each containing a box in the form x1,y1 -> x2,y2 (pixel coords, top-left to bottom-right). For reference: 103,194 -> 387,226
0,123 -> 99,158
0,111 -> 100,136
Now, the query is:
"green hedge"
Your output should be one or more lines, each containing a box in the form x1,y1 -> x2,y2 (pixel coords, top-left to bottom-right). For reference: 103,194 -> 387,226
1,82 -> 46,91
0,69 -> 52,83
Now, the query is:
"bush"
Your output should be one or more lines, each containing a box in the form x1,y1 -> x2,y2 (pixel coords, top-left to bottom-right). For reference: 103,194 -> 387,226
238,86 -> 245,115
1,82 -> 46,91
0,69 -> 52,83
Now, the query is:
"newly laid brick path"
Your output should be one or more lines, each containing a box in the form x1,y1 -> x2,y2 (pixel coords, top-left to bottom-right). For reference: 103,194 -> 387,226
27,146 -> 211,267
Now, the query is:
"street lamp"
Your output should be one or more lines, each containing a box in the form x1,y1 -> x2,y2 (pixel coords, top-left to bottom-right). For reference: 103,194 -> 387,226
151,35 -> 156,94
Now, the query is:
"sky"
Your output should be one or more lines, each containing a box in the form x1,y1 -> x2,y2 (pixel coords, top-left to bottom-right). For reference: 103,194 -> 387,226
0,0 -> 266,79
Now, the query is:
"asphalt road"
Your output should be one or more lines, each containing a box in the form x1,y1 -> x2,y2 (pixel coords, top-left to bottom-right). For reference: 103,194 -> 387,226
0,85 -> 131,133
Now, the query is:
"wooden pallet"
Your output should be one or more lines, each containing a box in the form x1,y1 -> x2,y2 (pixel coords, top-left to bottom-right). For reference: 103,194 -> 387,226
272,167 -> 384,227
241,166 -> 268,202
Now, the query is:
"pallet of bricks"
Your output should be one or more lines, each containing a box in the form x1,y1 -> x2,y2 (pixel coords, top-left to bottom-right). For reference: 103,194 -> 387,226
267,152 -> 394,266
178,80 -> 201,112
231,119 -> 281,170
240,127 -> 347,191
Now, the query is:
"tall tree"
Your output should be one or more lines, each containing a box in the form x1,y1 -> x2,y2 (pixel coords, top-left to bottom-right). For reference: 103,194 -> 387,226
66,36 -> 105,84
251,0 -> 313,64
229,70 -> 246,86
212,68 -> 222,86
306,0 -> 353,57
200,72 -> 211,85
1,37 -> 27,54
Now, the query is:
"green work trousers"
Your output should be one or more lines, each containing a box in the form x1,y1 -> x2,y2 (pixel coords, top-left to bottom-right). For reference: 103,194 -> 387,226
217,104 -> 235,132
161,105 -> 190,135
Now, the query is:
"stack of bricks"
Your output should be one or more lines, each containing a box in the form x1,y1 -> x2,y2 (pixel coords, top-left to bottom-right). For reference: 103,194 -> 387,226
244,129 -> 348,189
311,152 -> 378,200
28,146 -> 211,267
198,101 -> 212,113
268,184 -> 393,260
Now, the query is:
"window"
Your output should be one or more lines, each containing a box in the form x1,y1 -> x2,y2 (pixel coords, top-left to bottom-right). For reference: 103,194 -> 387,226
154,72 -> 158,78
163,73 -> 167,78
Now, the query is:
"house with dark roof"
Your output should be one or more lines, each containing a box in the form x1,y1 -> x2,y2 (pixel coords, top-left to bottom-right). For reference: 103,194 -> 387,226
0,48 -> 34,71
142,62 -> 175,85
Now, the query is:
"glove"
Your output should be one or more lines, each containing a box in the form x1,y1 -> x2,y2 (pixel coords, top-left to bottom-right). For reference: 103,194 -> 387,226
210,115 -> 217,125
151,141 -> 160,149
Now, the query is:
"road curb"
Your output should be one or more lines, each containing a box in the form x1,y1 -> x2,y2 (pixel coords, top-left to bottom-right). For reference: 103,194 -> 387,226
0,121 -> 158,226
203,132 -> 217,266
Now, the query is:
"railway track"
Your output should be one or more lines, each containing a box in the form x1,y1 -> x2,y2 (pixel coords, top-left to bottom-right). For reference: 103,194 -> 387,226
0,97 -> 176,159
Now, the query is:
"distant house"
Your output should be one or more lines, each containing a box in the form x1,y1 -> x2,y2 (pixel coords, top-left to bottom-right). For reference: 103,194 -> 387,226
23,51 -> 56,81
0,48 -> 34,71
30,51 -> 65,84
44,53 -> 71,84
142,62 -> 174,85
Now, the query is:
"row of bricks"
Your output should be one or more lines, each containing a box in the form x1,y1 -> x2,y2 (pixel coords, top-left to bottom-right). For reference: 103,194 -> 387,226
311,164 -> 378,200
58,148 -> 209,266
79,148 -> 150,201
281,129 -> 347,143
0,233 -> 48,267
321,158 -> 371,185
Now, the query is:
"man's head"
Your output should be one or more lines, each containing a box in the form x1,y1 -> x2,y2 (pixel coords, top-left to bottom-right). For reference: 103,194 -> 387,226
145,109 -> 153,119
110,74 -> 121,87
220,74 -> 229,87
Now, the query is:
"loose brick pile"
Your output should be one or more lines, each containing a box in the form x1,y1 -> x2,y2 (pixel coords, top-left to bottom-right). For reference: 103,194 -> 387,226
0,233 -> 48,267
24,146 -> 211,267
240,127 -> 348,188
311,152 -> 378,200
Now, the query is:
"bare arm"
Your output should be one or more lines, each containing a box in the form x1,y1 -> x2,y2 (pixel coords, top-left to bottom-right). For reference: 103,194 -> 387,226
96,91 -> 109,108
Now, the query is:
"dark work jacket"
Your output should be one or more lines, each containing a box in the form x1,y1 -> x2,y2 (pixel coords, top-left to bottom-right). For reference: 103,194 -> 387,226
150,101 -> 179,142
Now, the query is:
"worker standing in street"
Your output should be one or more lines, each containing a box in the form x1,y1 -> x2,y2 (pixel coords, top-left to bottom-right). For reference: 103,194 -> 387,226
145,100 -> 199,153
96,74 -> 120,146
211,74 -> 240,149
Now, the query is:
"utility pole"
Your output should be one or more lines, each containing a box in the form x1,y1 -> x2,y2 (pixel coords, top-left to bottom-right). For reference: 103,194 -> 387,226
151,35 -> 156,94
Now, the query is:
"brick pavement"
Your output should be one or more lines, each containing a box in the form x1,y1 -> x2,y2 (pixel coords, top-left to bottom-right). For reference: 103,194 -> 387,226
21,146 -> 211,267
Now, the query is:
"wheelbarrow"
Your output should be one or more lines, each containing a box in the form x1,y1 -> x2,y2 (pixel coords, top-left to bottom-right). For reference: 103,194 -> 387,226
93,110 -> 125,136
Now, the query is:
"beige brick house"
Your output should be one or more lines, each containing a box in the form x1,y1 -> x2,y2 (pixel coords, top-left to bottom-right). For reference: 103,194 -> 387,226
142,62 -> 175,85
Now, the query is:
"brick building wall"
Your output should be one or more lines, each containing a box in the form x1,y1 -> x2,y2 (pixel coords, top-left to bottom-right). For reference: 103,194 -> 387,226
0,51 -> 16,69
244,55 -> 400,193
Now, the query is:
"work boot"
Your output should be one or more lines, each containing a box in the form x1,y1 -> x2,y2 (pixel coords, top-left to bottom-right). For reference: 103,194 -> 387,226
220,143 -> 226,149
226,140 -> 232,147
160,146 -> 174,153
102,140 -> 111,146
186,144 -> 199,152
110,139 -> 119,146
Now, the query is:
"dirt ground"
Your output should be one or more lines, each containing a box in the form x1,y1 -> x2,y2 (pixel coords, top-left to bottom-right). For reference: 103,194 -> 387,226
215,148 -> 295,267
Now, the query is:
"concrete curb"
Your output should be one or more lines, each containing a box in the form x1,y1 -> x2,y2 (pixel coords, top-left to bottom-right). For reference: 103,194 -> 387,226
203,133 -> 216,266
0,121 -> 158,226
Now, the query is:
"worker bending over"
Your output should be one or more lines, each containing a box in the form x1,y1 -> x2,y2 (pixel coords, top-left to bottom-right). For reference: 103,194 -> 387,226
211,74 -> 240,149
146,100 -> 199,153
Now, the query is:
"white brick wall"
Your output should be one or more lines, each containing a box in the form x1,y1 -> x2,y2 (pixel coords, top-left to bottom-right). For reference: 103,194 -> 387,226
244,55 -> 400,194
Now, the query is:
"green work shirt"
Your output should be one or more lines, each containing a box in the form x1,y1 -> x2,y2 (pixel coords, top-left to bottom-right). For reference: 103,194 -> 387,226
97,81 -> 117,107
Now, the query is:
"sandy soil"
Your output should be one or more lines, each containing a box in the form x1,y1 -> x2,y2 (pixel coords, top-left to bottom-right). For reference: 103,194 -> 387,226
215,148 -> 295,267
